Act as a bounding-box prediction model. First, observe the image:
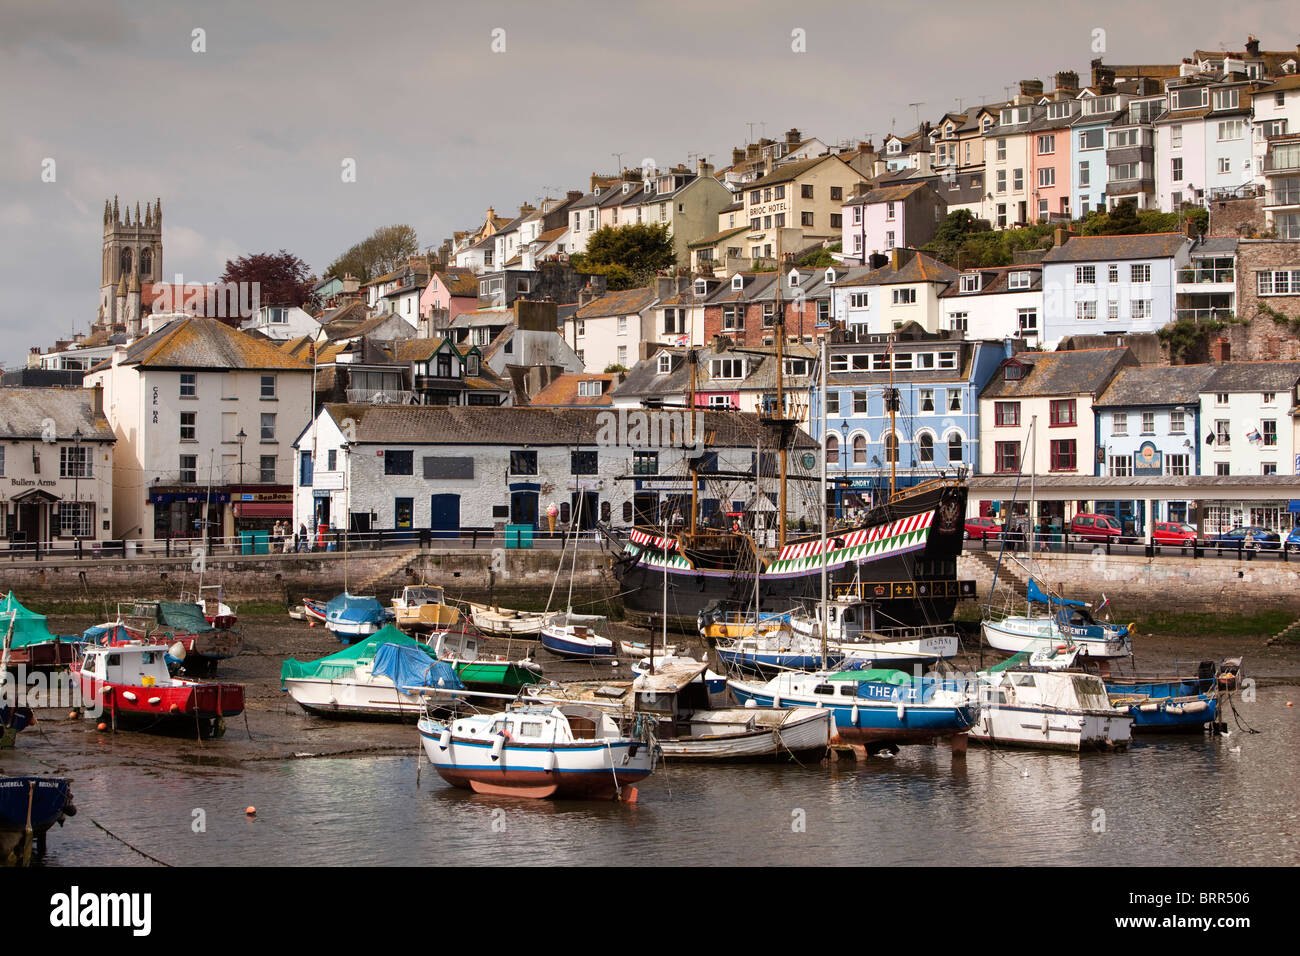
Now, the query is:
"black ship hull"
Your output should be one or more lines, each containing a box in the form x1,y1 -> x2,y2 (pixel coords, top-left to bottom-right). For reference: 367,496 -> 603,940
606,480 -> 970,631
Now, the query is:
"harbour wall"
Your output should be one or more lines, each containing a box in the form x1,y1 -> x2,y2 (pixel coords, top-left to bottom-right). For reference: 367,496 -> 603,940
0,547 -> 614,611
960,549 -> 1300,615
5,545 -> 1300,617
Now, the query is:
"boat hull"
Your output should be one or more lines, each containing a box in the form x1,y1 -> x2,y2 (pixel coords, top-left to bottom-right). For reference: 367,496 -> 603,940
418,719 -> 654,799
982,619 -> 1130,659
657,707 -> 832,762
284,677 -> 450,719
453,661 -> 543,692
539,631 -> 615,659
968,704 -> 1132,751
0,777 -> 74,865
728,681 -> 978,746
76,672 -> 244,730
1113,694 -> 1218,732
467,603 -> 547,637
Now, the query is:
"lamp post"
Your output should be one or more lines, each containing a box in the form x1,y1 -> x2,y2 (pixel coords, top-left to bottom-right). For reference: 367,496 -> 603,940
72,427 -> 82,548
236,427 -> 247,535
839,419 -> 850,521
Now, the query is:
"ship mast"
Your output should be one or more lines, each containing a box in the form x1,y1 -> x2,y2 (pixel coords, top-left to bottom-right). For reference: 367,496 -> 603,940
889,331 -> 896,498
776,228 -> 787,549
689,350 -> 698,538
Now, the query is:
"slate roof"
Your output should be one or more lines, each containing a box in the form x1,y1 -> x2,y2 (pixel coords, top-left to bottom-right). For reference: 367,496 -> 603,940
843,181 -> 931,207
529,373 -> 619,407
317,404 -> 810,448
1042,233 -> 1188,264
118,317 -> 312,372
1094,364 -> 1220,407
979,348 -> 1135,399
744,154 -> 858,189
0,388 -> 115,442
575,287 -> 657,319
841,252 -> 958,287
939,265 -> 1042,298
1202,361 -> 1300,395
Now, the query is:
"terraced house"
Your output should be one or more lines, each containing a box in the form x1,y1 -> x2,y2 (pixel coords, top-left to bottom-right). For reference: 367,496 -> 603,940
740,154 -> 867,260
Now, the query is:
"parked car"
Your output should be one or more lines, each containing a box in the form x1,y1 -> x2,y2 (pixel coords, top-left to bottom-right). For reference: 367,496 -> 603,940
1286,527 -> 1300,554
1069,513 -> 1123,543
964,516 -> 1003,539
1152,522 -> 1198,546
1208,526 -> 1281,551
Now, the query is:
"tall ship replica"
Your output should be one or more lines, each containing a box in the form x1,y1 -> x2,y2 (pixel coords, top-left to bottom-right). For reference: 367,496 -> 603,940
600,264 -> 972,631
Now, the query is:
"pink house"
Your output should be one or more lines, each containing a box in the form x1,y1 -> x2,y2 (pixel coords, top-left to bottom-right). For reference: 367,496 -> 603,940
421,269 -> 480,324
839,181 -> 946,264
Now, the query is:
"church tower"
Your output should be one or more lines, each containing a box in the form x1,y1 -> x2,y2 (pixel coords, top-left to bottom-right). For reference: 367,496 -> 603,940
100,196 -> 162,328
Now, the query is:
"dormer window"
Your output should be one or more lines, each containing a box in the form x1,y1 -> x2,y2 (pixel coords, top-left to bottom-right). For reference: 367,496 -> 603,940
731,274 -> 744,291
959,273 -> 981,294
466,354 -> 479,376
694,279 -> 708,296
657,354 -> 672,374
578,380 -> 603,397
788,269 -> 801,287
1008,271 -> 1031,290
1003,361 -> 1025,381
825,267 -> 837,285
622,183 -> 631,194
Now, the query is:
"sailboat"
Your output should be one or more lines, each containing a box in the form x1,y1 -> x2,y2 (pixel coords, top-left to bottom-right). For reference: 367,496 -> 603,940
982,579 -> 1132,659
539,493 -> 614,659
600,250 -> 968,631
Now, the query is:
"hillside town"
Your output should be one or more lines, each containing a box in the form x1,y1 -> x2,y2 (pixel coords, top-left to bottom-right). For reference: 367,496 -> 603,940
7,37 -> 1300,551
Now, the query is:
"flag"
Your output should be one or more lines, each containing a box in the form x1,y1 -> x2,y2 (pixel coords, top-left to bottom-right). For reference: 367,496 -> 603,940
1247,427 -> 1262,444
1097,594 -> 1110,614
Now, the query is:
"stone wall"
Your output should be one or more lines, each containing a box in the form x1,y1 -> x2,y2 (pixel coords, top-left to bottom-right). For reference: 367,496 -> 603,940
0,546 -> 614,608
960,549 -> 1300,615
1207,196 -> 1266,238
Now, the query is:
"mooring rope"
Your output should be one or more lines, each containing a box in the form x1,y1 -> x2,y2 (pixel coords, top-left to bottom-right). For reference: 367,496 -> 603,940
91,819 -> 172,867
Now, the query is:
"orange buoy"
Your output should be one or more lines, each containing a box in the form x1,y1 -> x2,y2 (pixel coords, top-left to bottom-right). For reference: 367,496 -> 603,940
1288,701 -> 1294,708
68,711 -> 78,720
96,722 -> 107,731
246,806 -> 257,816
170,704 -> 180,714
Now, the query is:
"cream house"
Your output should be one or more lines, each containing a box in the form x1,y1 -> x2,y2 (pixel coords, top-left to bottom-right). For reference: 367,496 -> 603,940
84,316 -> 313,542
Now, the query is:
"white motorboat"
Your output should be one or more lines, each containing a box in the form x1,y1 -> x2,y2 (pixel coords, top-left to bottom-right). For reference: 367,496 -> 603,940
969,666 -> 1133,751
466,602 -> 548,637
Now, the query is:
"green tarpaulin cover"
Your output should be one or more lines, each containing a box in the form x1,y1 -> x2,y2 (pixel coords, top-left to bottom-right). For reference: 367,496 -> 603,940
156,601 -> 214,633
987,652 -> 1032,673
280,624 -> 429,685
0,592 -> 60,649
826,668 -> 913,685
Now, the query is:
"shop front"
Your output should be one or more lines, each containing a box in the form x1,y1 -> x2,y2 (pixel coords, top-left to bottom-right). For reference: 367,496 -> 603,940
149,489 -> 229,544
230,487 -> 293,534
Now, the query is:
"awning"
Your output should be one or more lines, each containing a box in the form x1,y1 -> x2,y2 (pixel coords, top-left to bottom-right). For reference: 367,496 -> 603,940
235,502 -> 292,518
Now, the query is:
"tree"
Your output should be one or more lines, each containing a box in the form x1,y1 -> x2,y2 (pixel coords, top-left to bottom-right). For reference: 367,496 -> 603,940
220,250 -> 314,308
571,223 -> 676,290
325,224 -> 420,283
796,242 -> 842,269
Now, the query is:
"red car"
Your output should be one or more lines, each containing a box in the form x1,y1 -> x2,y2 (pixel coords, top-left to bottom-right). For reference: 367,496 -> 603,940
965,516 -> 1004,539
1070,513 -> 1123,542
1152,521 -> 1198,546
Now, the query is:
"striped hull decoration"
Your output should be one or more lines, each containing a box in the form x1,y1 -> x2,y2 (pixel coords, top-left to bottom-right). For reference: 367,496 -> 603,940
628,528 -> 678,551
624,509 -> 937,579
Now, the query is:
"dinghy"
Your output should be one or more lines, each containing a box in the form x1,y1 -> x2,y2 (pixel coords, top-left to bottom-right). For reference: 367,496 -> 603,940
465,602 -> 548,637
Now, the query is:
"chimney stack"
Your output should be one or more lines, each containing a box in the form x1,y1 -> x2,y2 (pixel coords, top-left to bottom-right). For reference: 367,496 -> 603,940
732,147 -> 745,166
1245,35 -> 1260,57
696,158 -> 714,179
785,127 -> 801,147
91,384 -> 104,419
1019,78 -> 1044,97
1055,70 -> 1079,93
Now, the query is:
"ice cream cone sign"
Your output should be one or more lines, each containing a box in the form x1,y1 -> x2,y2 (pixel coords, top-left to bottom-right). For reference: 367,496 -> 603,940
546,502 -> 558,533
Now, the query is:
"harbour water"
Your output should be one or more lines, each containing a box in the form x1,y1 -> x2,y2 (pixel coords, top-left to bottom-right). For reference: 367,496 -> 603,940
4,615 -> 1297,867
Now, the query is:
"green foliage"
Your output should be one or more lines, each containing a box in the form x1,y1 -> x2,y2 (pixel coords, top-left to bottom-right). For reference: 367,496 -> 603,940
1255,301 -> 1300,336
1156,313 -> 1246,362
603,364 -> 628,374
326,224 -> 420,283
796,243 -> 842,268
1078,200 -> 1204,237
570,223 -> 676,290
922,211 -> 1055,269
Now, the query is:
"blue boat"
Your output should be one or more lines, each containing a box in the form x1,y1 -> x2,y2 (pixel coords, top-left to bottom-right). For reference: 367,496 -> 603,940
539,613 -> 615,659
0,776 -> 75,865
1110,692 -> 1218,732
728,669 -> 980,746
1095,659 -> 1238,733
324,592 -> 393,644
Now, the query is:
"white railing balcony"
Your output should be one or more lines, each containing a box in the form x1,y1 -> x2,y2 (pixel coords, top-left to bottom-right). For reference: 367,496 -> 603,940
345,388 -> 413,405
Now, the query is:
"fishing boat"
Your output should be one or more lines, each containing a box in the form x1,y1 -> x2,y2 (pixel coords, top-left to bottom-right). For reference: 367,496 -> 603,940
1099,660 -> 1238,733
424,629 -> 543,692
391,585 -> 460,632
697,602 -> 793,642
788,596 -> 961,667
281,624 -> 464,719
968,659 -> 1133,752
75,641 -> 245,735
417,702 -> 657,799
728,668 -> 979,748
465,602 -> 548,637
0,592 -> 79,671
0,776 -> 76,866
302,598 -> 327,624
539,612 -> 615,659
117,601 -> 243,676
324,592 -> 393,643
982,580 -> 1132,659
715,629 -> 842,674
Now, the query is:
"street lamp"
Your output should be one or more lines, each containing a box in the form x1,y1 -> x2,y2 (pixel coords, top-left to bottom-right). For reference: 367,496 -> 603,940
839,419 -> 850,521
236,427 -> 247,534
72,427 -> 82,545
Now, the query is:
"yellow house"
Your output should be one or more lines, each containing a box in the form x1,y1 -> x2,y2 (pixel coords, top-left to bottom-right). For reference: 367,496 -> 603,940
741,154 -> 868,259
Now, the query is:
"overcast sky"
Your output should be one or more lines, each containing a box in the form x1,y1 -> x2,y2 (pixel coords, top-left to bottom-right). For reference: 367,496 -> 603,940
1,0 -> 1291,364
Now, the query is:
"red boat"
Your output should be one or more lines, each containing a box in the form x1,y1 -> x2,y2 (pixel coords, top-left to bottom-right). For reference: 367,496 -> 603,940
74,642 -> 244,736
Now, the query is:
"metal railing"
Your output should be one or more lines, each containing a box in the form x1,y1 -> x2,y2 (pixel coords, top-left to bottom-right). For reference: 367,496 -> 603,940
965,529 -> 1297,563
1176,268 -> 1234,284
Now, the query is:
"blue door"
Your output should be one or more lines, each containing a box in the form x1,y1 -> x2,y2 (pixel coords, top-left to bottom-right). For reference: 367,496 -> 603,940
430,494 -> 460,539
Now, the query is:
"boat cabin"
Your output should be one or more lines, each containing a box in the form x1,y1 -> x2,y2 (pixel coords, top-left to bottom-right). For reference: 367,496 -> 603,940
428,631 -> 481,662
81,643 -> 172,686
397,586 -> 446,606
450,704 -> 619,744
982,669 -> 1113,712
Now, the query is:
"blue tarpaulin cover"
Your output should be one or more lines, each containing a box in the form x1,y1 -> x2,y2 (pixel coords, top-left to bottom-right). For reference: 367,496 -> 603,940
82,622 -> 132,644
371,643 -> 465,693
1026,578 -> 1087,608
325,592 -> 390,625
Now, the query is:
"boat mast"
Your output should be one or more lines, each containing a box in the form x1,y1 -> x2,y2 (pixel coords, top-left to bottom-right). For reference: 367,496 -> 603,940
888,331 -> 896,499
689,350 -> 698,539
819,335 -> 830,665
776,229 -> 787,550
754,435 -> 762,619
656,510 -> 667,676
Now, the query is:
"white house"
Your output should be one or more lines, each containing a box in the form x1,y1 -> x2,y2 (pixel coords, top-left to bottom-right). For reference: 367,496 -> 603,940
938,265 -> 1044,345
239,304 -> 320,342
84,316 -> 313,541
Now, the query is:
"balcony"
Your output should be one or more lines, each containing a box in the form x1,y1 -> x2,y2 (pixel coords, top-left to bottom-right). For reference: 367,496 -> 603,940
1105,178 -> 1155,196
1263,153 -> 1300,173
1264,186 -> 1300,208
1175,308 -> 1236,322
1177,266 -> 1234,284
345,388 -> 413,405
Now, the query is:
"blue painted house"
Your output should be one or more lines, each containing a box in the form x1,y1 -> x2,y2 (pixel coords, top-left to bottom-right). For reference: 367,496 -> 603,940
808,325 -> 1016,514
